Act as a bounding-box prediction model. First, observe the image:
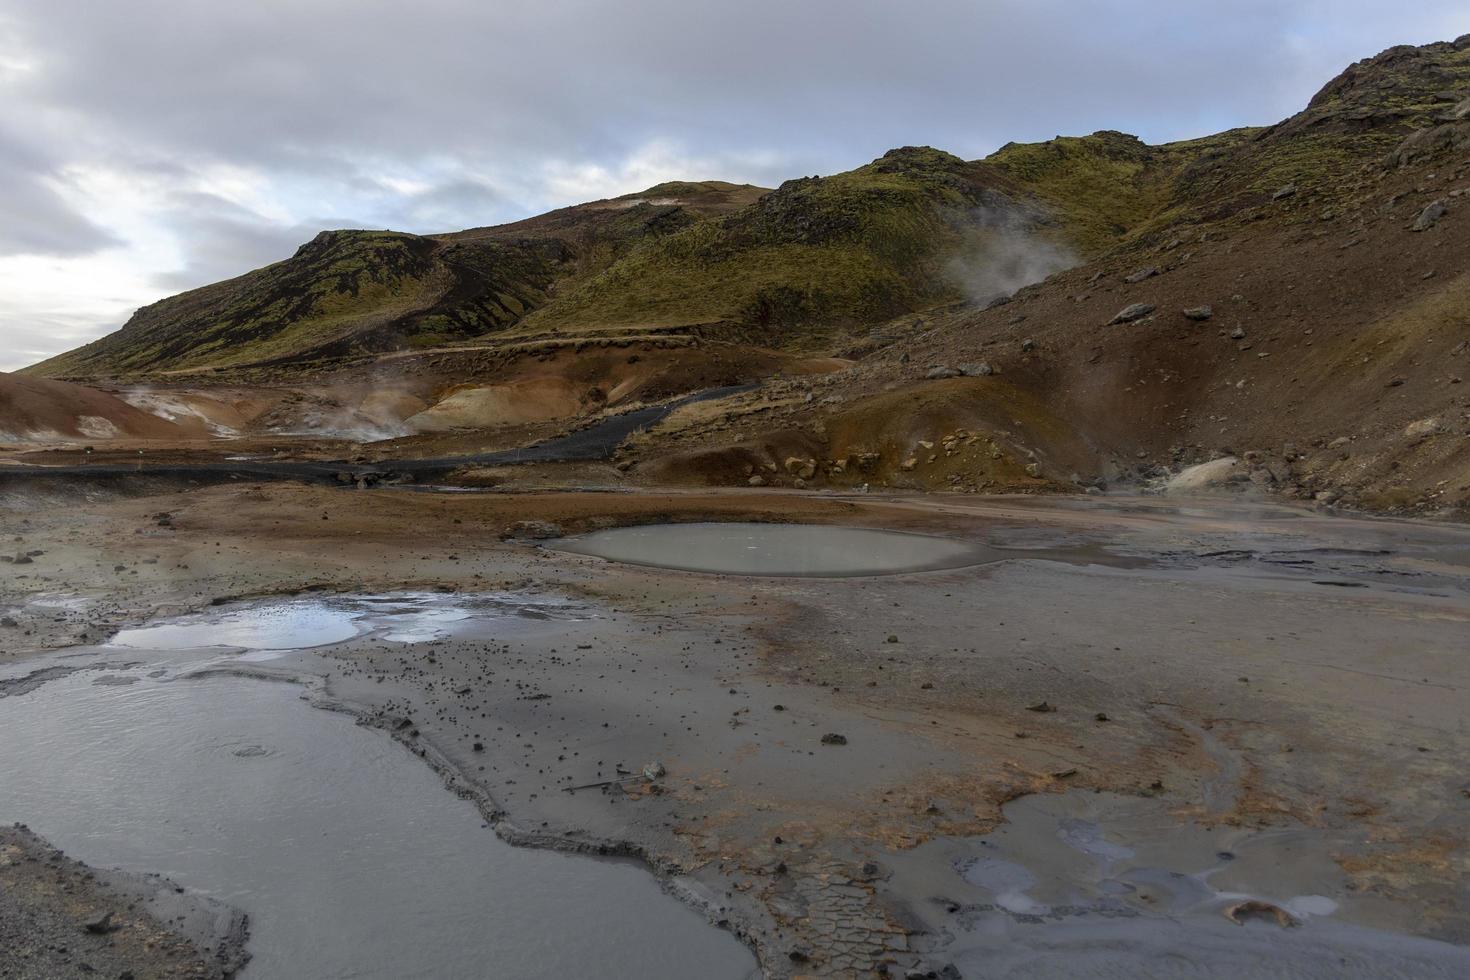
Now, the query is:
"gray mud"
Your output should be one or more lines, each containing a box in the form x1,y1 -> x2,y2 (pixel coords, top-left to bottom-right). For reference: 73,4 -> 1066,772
881,792 -> 1470,978
0,597 -> 757,980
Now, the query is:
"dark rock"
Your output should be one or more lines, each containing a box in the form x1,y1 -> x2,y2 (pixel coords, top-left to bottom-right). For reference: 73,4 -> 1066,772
1182,305 -> 1213,321
820,733 -> 848,745
1026,701 -> 1056,713
1124,267 -> 1158,283
1273,184 -> 1298,200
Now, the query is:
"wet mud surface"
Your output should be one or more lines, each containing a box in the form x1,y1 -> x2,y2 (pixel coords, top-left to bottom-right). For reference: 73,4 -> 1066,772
2,486 -> 1468,976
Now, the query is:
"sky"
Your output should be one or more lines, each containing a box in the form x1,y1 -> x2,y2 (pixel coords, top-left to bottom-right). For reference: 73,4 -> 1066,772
1,1 -> 1466,371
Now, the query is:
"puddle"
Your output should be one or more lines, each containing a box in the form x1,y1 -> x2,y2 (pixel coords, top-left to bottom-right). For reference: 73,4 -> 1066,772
107,591 -> 582,655
25,591 -> 94,611
555,522 -> 991,576
882,792 -> 1470,979
0,612 -> 756,979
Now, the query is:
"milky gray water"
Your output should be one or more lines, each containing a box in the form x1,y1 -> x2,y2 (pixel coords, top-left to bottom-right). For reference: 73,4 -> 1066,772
556,522 -> 989,576
0,595 -> 757,979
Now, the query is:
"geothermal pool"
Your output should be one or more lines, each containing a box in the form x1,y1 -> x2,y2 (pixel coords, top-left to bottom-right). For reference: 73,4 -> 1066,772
0,595 -> 757,979
555,522 -> 991,576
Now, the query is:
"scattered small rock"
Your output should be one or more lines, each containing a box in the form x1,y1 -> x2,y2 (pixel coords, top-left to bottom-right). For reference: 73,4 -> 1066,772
501,520 -> 564,540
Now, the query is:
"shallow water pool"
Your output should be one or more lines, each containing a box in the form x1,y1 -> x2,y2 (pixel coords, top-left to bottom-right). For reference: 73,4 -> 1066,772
1,597 -> 757,980
555,522 -> 989,576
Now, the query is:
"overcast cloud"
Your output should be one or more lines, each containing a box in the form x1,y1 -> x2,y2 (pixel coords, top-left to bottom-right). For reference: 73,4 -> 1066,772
1,0 -> 1465,370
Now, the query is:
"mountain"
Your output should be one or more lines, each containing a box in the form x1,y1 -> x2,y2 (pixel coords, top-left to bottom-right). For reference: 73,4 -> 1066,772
640,36 -> 1470,514
17,35 -> 1470,513
27,181 -> 767,379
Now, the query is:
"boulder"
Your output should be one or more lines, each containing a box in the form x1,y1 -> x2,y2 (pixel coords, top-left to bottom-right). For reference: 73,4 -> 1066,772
1403,417 -> 1443,441
1163,457 -> 1244,494
1109,303 -> 1155,324
1410,200 -> 1448,232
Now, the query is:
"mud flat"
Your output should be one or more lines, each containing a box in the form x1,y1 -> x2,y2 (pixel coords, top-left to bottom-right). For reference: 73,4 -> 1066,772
2,484 -> 1469,976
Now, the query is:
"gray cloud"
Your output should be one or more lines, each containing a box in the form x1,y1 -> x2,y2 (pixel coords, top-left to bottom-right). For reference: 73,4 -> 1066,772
0,130 -> 119,256
150,192 -> 336,292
